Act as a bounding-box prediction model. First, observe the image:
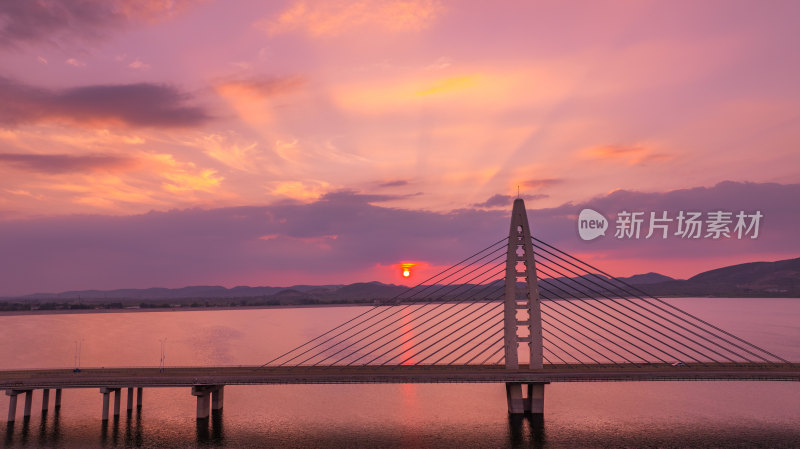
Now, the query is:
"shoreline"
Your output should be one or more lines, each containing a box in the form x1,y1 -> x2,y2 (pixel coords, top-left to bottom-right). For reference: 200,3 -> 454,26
0,296 -> 797,317
0,302 -> 373,317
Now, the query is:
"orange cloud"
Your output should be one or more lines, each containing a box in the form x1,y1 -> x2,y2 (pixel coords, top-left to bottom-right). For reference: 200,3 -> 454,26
215,76 -> 305,127
415,75 -> 477,96
195,133 -> 263,173
581,144 -> 673,166
267,179 -> 331,201
520,178 -> 564,190
162,168 -> 222,194
260,0 -> 443,37
332,66 -> 571,115
216,77 -> 305,99
0,149 -> 232,217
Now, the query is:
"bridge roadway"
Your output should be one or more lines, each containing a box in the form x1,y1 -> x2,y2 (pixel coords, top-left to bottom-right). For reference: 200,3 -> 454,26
2,363 -> 799,390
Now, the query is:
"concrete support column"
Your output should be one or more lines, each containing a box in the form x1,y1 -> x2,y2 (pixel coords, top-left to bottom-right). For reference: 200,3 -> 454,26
526,383 -> 545,414
23,390 -> 33,418
113,389 -> 121,417
42,389 -> 50,412
100,388 -> 111,421
55,389 -> 62,409
136,387 -> 142,409
5,390 -> 20,423
197,393 -> 210,419
192,387 -> 211,420
126,388 -> 134,413
506,382 -> 546,415
211,386 -> 224,411
506,383 -> 524,414
192,386 -> 222,419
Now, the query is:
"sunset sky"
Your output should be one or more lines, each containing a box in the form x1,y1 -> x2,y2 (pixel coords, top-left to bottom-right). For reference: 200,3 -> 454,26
0,0 -> 798,296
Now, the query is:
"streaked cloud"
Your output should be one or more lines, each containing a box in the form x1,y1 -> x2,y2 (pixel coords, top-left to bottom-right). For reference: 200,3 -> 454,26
267,179 -> 331,202
0,0 -> 197,46
261,0 -> 443,37
580,144 -> 674,166
216,76 -> 306,99
0,149 -> 231,216
521,179 -> 564,190
162,168 -> 223,193
0,153 -> 134,174
4,189 -> 43,200
128,59 -> 151,70
379,179 -> 410,188
473,193 -> 548,209
196,133 -> 264,173
0,77 -> 210,128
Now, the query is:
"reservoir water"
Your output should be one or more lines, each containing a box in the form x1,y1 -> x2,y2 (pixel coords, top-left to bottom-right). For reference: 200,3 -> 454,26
1,297 -> 799,448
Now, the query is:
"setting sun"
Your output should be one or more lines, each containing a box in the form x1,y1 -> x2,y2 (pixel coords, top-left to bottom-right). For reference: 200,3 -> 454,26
401,263 -> 415,278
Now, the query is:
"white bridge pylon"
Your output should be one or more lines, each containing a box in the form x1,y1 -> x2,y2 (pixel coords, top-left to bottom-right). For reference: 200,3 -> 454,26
504,198 -> 544,370
504,198 -> 546,414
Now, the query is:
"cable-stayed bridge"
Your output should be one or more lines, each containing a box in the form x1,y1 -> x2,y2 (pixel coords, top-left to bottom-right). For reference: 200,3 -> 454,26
2,199 -> 797,422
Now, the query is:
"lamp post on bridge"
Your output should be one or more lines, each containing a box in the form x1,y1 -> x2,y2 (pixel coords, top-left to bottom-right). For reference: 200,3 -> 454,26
159,338 -> 167,373
73,338 -> 83,372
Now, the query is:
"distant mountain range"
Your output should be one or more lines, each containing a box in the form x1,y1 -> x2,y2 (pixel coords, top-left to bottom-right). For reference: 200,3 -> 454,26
629,257 -> 800,297
3,257 -> 798,310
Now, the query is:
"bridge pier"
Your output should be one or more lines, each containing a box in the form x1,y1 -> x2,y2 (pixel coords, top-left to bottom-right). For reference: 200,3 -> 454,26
42,388 -> 50,412
6,391 -> 17,423
5,389 -> 31,423
113,388 -> 121,417
506,382 -> 546,415
211,386 -> 224,411
23,389 -> 32,419
99,388 -> 118,421
55,389 -> 62,410
136,387 -> 142,409
126,388 -> 134,414
100,388 -> 109,421
192,385 -> 224,419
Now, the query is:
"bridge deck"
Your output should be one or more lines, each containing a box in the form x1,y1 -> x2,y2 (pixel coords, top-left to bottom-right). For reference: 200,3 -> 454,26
2,364 -> 798,390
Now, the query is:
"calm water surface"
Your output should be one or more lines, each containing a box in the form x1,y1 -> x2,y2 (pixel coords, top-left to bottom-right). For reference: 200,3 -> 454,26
1,298 -> 798,448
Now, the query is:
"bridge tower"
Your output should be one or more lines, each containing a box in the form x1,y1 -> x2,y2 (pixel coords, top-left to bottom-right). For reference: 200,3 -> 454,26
504,198 -> 546,414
